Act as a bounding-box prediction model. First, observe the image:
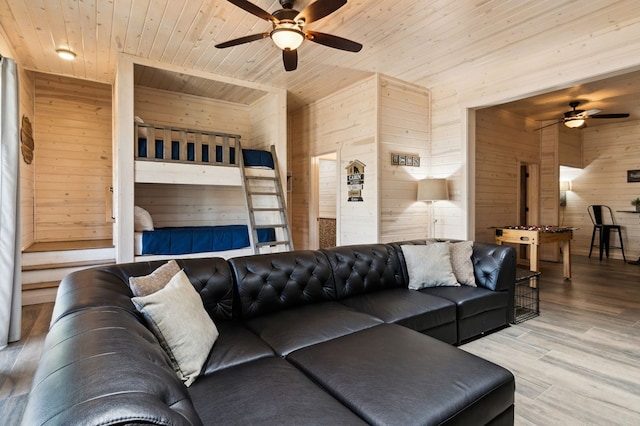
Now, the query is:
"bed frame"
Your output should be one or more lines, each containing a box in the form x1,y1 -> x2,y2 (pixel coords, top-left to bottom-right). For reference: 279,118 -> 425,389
133,122 -> 284,261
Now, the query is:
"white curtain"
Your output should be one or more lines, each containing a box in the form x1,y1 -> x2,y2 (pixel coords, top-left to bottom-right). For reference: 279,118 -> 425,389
0,56 -> 21,349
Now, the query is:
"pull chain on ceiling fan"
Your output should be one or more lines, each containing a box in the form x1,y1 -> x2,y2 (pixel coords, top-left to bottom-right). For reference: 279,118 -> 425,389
215,0 -> 362,71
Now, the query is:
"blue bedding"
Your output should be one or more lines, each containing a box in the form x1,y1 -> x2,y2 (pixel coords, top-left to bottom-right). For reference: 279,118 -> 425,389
136,139 -> 273,168
141,225 -> 276,255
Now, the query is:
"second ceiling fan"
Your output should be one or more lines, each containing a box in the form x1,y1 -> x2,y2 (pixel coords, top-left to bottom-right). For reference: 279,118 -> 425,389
541,101 -> 630,129
216,0 -> 362,71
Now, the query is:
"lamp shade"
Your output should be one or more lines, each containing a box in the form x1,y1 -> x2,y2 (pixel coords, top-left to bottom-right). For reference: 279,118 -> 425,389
417,178 -> 449,201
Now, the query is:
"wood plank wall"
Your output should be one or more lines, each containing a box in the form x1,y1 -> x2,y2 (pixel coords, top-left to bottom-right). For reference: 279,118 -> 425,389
378,78 -> 430,242
133,85 -> 261,229
539,125 -> 561,260
290,76 -> 377,249
565,120 -> 640,259
318,159 -> 336,218
134,183 -> 247,227
19,69 -> 35,250
134,86 -> 250,135
33,74 -> 112,242
290,75 -> 431,248
475,107 -> 540,244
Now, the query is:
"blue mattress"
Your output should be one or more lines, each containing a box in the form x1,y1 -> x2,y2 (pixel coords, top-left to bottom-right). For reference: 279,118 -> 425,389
136,139 -> 273,168
141,225 -> 276,255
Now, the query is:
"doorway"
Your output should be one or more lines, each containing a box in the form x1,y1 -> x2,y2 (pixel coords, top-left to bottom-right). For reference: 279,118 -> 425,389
518,162 -> 539,260
312,152 -> 337,249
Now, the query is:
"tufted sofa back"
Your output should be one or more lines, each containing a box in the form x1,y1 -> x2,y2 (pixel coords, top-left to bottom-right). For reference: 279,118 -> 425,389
51,257 -> 234,327
52,241 -> 513,327
321,244 -> 406,299
228,250 -> 336,320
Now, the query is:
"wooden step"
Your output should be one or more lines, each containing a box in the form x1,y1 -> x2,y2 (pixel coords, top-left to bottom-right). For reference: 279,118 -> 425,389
23,239 -> 114,253
22,259 -> 115,272
22,281 -> 60,291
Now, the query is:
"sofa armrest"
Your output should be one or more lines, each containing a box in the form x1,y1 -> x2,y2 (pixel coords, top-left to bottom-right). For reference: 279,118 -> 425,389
471,242 -> 516,292
22,307 -> 202,426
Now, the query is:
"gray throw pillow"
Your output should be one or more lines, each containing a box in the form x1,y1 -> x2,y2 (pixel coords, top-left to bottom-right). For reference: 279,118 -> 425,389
449,241 -> 477,287
401,243 -> 459,289
129,259 -> 181,297
132,270 -> 219,387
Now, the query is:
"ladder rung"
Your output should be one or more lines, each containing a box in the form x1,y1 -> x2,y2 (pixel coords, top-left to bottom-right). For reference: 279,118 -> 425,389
246,176 -> 277,181
257,241 -> 291,248
255,224 -> 286,228
251,208 -> 284,212
249,191 -> 278,195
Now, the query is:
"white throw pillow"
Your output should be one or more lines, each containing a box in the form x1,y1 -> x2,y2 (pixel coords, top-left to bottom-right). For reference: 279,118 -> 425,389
134,205 -> 154,232
129,260 -> 181,297
449,241 -> 477,287
401,243 -> 459,289
132,270 -> 219,387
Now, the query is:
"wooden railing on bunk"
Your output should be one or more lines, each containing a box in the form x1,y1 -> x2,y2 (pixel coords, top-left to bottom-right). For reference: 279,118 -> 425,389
135,122 -> 241,166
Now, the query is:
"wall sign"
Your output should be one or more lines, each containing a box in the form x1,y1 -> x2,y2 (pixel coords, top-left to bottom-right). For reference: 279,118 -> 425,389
627,169 -> 640,182
346,160 -> 365,202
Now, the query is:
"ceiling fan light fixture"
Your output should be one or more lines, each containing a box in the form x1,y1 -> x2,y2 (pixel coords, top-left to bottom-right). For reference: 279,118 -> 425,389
564,118 -> 585,128
271,25 -> 305,50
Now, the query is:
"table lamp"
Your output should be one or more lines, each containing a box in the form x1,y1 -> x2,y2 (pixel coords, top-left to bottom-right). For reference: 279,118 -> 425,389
417,178 -> 449,238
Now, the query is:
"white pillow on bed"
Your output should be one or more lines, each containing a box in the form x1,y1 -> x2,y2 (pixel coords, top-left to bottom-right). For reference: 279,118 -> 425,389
134,205 -> 154,232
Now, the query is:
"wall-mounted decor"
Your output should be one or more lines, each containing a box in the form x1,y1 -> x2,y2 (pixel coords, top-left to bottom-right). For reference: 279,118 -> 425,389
391,152 -> 420,167
628,170 -> 640,182
346,160 -> 365,202
20,115 -> 34,164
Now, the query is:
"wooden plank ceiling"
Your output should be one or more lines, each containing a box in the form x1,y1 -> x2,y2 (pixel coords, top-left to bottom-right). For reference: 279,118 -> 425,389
0,0 -> 639,117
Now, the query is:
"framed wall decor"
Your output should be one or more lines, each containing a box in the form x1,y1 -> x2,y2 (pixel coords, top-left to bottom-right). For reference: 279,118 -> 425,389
628,169 -> 640,182
390,152 -> 420,167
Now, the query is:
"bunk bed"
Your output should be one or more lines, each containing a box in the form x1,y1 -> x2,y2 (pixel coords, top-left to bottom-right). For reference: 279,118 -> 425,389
133,122 -> 282,261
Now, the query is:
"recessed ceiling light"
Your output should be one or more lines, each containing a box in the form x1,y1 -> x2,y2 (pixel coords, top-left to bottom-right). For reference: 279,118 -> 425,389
56,48 -> 76,60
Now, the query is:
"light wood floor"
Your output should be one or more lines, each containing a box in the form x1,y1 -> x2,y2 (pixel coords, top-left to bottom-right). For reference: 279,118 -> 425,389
463,255 -> 640,425
1,255 -> 639,424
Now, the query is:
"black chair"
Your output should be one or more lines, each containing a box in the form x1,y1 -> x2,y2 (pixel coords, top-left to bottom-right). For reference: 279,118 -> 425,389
588,205 -> 626,261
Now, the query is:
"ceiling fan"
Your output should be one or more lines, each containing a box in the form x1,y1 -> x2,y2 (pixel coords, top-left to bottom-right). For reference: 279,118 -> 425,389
540,101 -> 630,129
215,0 -> 362,71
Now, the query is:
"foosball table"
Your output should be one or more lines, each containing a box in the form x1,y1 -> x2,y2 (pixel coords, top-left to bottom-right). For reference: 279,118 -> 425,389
494,226 -> 573,279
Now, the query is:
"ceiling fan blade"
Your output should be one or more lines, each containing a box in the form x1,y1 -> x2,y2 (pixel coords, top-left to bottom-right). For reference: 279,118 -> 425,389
295,0 -> 347,24
583,109 -> 601,116
591,113 -> 630,119
283,49 -> 298,71
227,0 -> 275,22
535,120 -> 563,130
215,32 -> 269,48
305,30 -> 362,52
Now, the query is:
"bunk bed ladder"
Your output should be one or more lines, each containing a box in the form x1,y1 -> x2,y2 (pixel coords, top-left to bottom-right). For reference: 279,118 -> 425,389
239,145 -> 293,254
